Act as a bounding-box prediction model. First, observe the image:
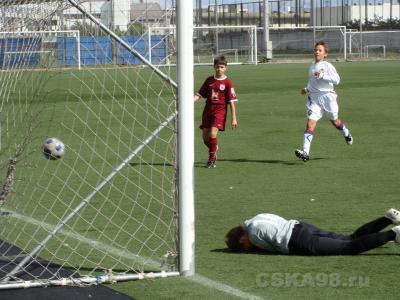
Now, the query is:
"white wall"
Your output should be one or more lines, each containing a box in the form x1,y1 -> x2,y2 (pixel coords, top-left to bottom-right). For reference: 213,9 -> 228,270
62,0 -> 130,31
101,0 -> 130,31
349,3 -> 400,21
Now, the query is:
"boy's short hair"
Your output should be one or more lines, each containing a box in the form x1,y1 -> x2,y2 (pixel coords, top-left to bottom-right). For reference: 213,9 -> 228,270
213,55 -> 228,66
224,225 -> 246,251
315,41 -> 329,53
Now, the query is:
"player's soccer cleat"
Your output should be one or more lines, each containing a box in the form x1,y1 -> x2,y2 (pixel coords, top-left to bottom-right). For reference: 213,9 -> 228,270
385,208 -> 400,225
392,225 -> 400,244
295,149 -> 309,162
344,133 -> 353,145
207,146 -> 218,168
206,160 -> 216,168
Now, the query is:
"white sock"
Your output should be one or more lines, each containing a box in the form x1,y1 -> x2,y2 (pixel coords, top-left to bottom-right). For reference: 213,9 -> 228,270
303,131 -> 314,155
341,124 -> 350,137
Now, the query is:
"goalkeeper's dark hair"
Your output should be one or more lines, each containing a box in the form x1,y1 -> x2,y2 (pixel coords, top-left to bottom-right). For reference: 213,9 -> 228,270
315,40 -> 329,53
224,225 -> 246,251
213,55 -> 228,66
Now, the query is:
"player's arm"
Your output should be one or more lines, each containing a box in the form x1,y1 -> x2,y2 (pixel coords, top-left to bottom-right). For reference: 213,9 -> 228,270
320,63 -> 340,85
229,101 -> 237,129
195,78 -> 209,102
301,66 -> 312,94
227,82 -> 238,129
300,87 -> 308,95
194,93 -> 202,102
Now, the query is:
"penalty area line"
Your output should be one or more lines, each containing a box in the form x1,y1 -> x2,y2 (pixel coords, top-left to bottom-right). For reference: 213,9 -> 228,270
5,210 -> 265,299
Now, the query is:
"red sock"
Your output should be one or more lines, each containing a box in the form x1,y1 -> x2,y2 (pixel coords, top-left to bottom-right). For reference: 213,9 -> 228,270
208,138 -> 218,161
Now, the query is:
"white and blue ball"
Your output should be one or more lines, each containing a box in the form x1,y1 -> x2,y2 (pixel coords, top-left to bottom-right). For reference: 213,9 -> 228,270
43,137 -> 65,160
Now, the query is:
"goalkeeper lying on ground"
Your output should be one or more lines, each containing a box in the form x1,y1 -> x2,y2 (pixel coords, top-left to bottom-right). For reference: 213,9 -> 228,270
225,209 -> 400,255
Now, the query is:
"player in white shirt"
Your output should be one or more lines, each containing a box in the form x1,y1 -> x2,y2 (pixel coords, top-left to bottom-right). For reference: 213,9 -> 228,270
295,41 -> 353,162
224,209 -> 400,255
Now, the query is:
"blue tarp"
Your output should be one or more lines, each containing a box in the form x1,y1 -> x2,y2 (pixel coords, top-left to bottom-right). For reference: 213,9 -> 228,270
57,35 -> 166,67
0,37 -> 42,68
0,35 -> 167,68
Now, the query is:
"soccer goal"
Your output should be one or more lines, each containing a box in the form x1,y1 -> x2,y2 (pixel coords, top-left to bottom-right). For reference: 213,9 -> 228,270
364,45 -> 386,59
0,0 -> 194,290
149,25 -> 258,65
269,26 -> 347,62
347,30 -> 400,60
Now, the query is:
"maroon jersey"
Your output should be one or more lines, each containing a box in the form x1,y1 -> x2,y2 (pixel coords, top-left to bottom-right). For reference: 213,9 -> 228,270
197,76 -> 237,131
198,76 -> 237,105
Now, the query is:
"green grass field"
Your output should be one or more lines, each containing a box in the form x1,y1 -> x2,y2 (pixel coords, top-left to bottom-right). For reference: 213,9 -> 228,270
108,60 -> 400,299
2,60 -> 400,299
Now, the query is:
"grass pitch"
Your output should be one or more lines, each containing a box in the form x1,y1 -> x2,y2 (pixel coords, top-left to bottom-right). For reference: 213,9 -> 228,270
112,60 -> 400,299
2,60 -> 400,299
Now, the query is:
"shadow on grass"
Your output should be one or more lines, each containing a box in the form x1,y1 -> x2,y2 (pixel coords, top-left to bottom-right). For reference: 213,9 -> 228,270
129,162 -> 174,167
210,248 -> 277,255
194,157 -> 326,168
127,158 -> 326,169
210,248 -> 400,256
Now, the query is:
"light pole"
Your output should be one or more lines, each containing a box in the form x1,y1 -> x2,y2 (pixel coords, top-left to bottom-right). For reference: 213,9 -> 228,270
263,0 -> 272,60
312,0 -> 316,44
359,0 -> 363,58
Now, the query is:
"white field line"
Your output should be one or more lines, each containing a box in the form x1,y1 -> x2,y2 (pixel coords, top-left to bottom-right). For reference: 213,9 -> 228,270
190,274 -> 265,300
3,210 -> 157,268
4,210 -> 265,300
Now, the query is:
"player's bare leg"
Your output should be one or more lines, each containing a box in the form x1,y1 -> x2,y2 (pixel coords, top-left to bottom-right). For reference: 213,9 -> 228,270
330,119 -> 353,145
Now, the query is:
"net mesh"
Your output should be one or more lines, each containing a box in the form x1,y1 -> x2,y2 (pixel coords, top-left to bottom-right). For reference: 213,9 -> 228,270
150,25 -> 257,65
269,26 -> 346,61
348,30 -> 400,60
0,0 -> 179,288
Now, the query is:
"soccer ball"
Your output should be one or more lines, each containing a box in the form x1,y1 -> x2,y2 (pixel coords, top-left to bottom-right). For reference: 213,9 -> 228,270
42,137 -> 65,160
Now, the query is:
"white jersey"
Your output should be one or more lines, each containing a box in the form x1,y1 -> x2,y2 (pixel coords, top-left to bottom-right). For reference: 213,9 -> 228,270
306,61 -> 340,94
245,213 -> 299,254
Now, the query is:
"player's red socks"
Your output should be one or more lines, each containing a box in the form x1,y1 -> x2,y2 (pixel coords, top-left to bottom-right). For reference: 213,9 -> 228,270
208,138 -> 218,161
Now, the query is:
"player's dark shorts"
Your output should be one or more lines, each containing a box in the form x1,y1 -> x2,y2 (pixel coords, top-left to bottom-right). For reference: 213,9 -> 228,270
200,104 -> 227,131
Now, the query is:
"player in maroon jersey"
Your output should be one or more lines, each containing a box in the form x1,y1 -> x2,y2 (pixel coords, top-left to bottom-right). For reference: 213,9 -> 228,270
194,56 -> 238,168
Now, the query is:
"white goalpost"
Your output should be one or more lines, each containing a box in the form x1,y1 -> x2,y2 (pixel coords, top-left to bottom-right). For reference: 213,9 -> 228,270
0,0 -> 194,290
364,44 -> 386,59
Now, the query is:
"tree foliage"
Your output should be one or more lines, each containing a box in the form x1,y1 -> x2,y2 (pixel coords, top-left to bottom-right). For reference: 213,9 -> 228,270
343,17 -> 400,30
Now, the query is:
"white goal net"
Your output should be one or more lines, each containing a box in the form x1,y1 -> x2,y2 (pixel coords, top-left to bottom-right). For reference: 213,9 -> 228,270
347,30 -> 400,60
268,26 -> 347,62
149,25 -> 258,65
0,0 -> 192,290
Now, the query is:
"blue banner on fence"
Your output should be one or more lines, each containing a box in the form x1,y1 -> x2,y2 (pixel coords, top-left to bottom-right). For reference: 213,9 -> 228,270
57,35 -> 166,67
0,37 -> 42,68
57,36 -> 79,66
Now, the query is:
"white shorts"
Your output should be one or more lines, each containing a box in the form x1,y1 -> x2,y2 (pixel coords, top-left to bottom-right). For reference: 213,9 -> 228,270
306,92 -> 339,121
